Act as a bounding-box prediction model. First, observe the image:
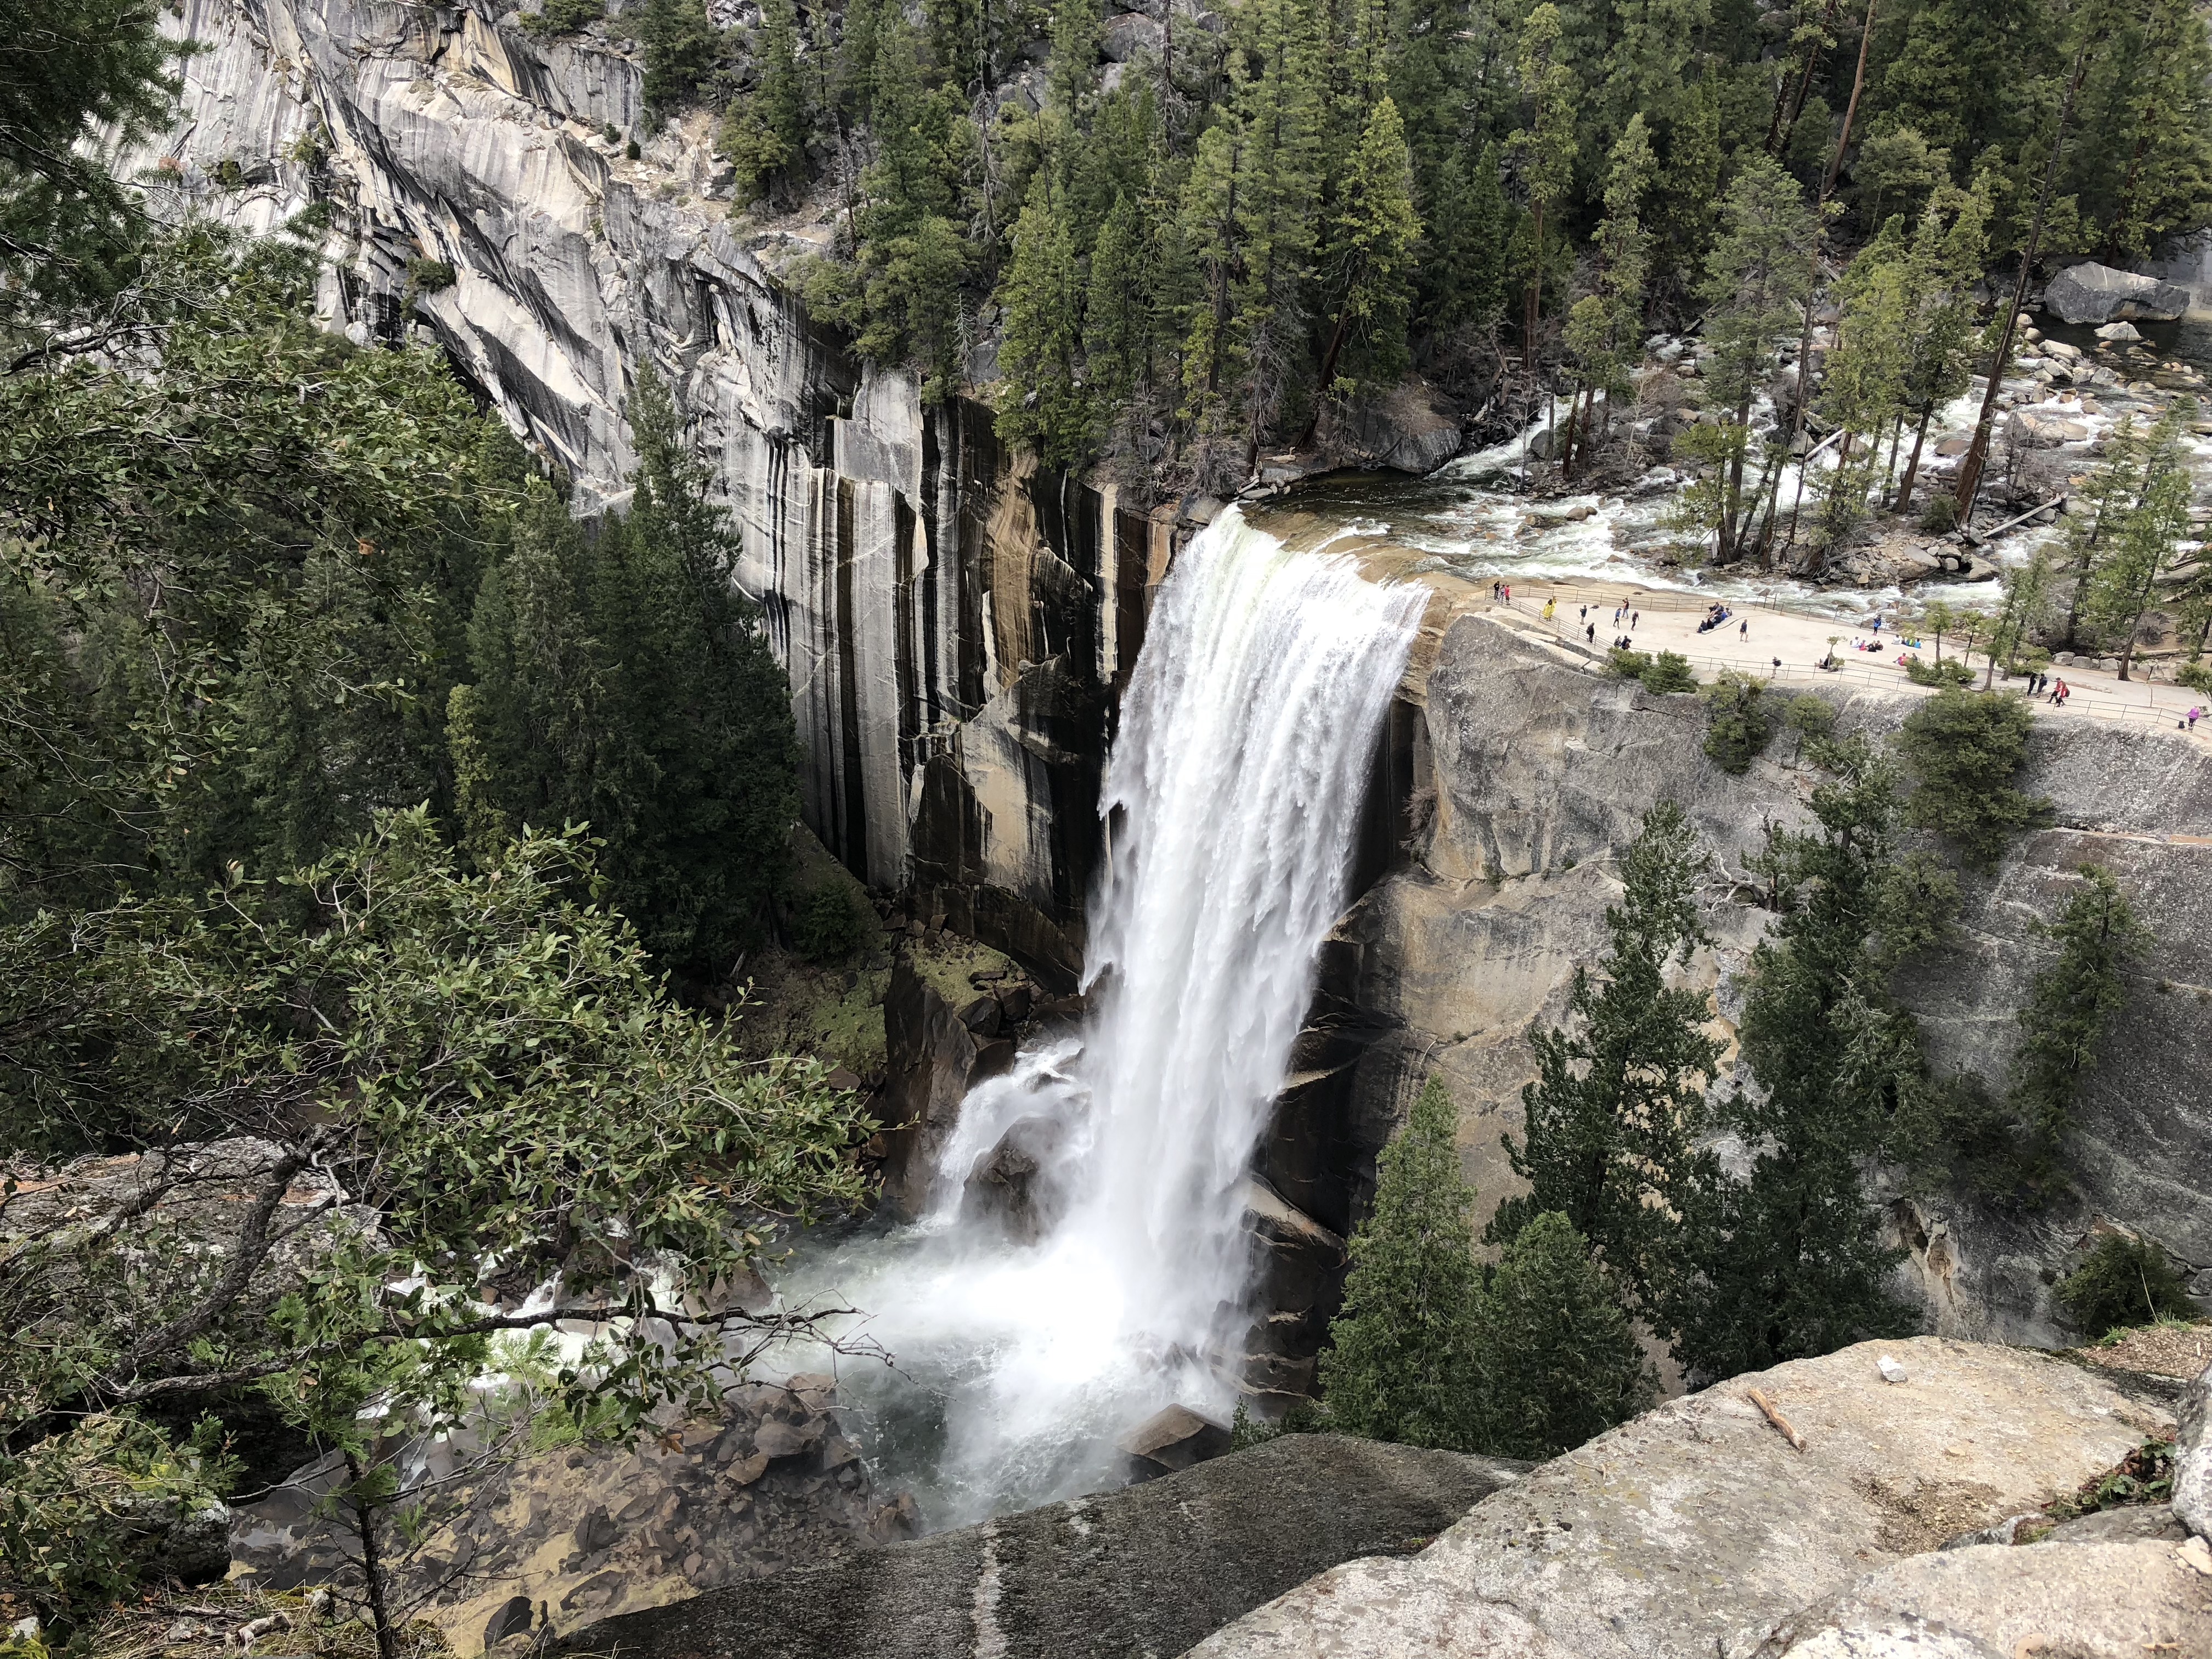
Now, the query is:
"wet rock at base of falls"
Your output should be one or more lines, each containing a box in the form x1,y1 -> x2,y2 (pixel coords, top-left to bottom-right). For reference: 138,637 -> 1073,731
550,1433 -> 1527,1659
228,1374 -> 912,1655
2042,262 -> 2192,325
1239,1178 -> 1350,1403
1118,1404 -> 1234,1479
958,1113 -> 1071,1245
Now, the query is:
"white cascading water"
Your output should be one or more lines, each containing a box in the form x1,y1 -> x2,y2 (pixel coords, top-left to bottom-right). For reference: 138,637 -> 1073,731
774,507 -> 1425,1524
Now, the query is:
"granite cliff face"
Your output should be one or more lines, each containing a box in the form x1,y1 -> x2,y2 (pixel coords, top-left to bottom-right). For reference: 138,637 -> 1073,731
1279,606 -> 2212,1347
146,0 -> 1163,963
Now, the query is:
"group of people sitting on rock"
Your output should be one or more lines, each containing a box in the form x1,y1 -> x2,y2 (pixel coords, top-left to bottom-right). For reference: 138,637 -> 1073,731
1695,604 -> 1734,634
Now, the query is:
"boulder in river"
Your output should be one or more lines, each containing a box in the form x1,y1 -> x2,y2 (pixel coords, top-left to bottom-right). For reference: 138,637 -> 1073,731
2043,262 -> 2191,325
959,1113 -> 1070,1244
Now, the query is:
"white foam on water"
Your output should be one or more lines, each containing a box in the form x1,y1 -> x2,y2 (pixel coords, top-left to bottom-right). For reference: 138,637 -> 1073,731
769,507 -> 1425,1527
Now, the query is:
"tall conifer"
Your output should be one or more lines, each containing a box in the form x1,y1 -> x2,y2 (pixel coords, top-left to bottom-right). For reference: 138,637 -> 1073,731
1472,1214 -> 1657,1459
1673,737 -> 1926,1381
1508,4 -> 1579,371
1489,801 -> 1717,1325
1320,1074 -> 1483,1449
993,180 -> 1094,467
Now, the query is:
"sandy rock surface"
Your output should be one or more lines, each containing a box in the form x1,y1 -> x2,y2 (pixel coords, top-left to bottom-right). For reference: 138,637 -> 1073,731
1186,1338 -> 2172,1659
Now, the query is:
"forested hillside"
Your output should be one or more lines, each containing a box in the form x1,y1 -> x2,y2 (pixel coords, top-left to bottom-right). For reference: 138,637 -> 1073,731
1,17 -> 878,1652
568,0 -> 2212,483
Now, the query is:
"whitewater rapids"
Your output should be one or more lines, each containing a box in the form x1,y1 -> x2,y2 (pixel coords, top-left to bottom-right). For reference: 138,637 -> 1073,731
770,508 -> 1425,1526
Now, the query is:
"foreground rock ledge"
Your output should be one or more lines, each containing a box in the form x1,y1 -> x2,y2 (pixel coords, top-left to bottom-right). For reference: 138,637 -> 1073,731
549,1434 -> 1523,1658
1187,1338 -> 2177,1659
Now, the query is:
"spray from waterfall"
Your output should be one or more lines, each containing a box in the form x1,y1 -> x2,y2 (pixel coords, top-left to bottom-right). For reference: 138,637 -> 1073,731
774,507 -> 1425,1525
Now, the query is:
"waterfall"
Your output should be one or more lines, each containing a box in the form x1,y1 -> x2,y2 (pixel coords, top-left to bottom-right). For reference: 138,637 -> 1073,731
777,507 -> 1425,1523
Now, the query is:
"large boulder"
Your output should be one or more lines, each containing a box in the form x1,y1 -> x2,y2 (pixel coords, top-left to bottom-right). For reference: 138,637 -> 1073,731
1118,1403 -> 1233,1478
1316,384 -> 1465,476
958,1112 -> 1071,1244
550,1433 -> 1526,1659
2042,262 -> 2192,324
1186,1338 -> 2174,1659
1764,1537 -> 2210,1659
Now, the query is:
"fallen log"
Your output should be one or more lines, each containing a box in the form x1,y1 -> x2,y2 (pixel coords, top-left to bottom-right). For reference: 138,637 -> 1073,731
1960,495 -> 2066,548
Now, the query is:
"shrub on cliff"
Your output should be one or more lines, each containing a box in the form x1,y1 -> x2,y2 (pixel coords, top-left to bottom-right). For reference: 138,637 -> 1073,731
2056,1233 -> 2194,1335
1320,1075 -> 1484,1450
1895,686 -> 2049,868
1607,649 -> 1698,695
1701,671 -> 1771,773
1903,654 -> 1974,687
522,0 -> 605,37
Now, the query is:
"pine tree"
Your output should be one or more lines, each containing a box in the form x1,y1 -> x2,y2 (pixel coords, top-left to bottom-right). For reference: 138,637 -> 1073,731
830,0 -> 890,122
2007,864 -> 2152,1191
586,373 -> 800,976
2087,0 -> 2212,260
993,178 -> 1095,468
1319,1074 -> 1484,1450
1847,122 -> 1953,234
1226,0 -> 1328,454
2084,399 -> 2200,681
458,376 -> 799,979
1811,215 -> 1910,549
1560,112 -> 1655,474
1084,188 -> 1154,416
1311,95 -> 1421,405
1470,1213 -> 1657,1459
631,0 -> 729,115
1891,180 -> 1989,512
1175,119 -> 1246,455
1589,0 -> 1708,168
811,21 -> 973,400
1386,0 -> 1471,213
719,0 -> 808,202
1508,4 -> 1579,371
456,481 -> 639,856
1875,0 -> 2053,167
1488,802 -> 1716,1324
1423,139 -> 1513,339
1651,77 -> 1723,301
1697,154 -> 1818,563
2057,413 -> 2151,650
1673,735 -> 1927,1382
